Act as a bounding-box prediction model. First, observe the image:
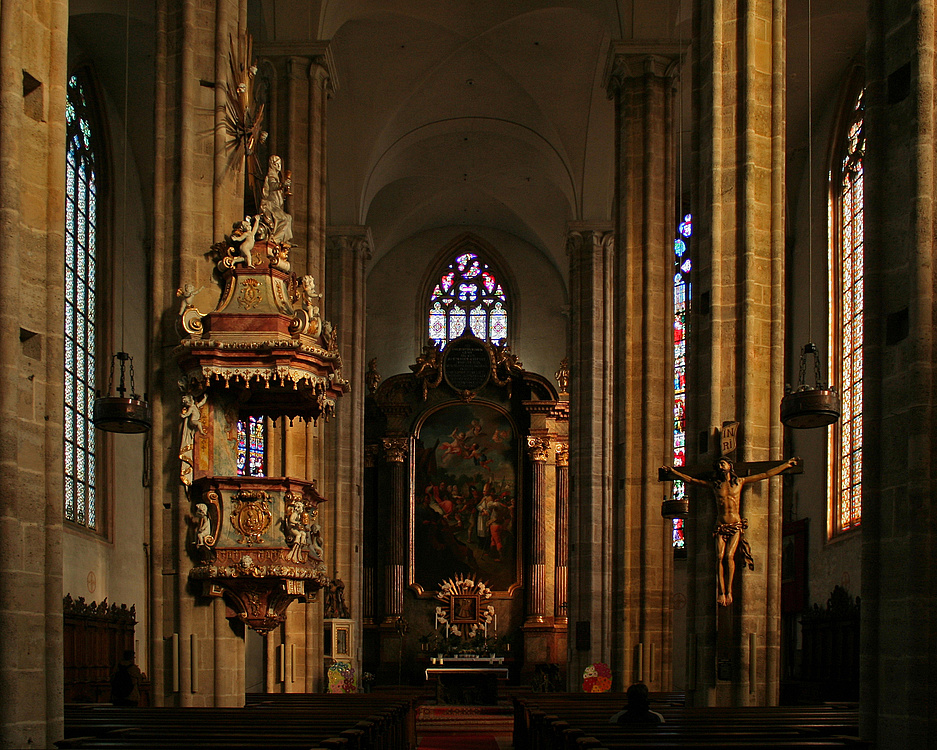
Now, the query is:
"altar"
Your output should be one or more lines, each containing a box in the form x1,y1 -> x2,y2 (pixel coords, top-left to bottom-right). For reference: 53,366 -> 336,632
425,656 -> 508,705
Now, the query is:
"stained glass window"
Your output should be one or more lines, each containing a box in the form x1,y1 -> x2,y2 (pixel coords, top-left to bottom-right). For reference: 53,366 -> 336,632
672,214 -> 693,550
428,250 -> 507,348
64,73 -> 99,529
237,416 -> 266,477
829,91 -> 864,535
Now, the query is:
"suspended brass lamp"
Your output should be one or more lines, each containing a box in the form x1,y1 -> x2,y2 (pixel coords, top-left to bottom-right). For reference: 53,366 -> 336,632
93,352 -> 151,433
780,0 -> 841,430
92,2 -> 150,434
781,343 -> 840,429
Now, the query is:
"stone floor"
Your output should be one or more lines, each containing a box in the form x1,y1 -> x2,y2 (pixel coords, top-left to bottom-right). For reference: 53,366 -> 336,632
416,702 -> 513,749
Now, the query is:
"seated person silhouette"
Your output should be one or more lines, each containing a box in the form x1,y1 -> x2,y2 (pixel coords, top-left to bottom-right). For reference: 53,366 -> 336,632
609,683 -> 665,726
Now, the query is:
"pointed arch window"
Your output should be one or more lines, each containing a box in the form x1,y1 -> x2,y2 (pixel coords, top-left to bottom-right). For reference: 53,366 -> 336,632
237,416 -> 267,477
828,89 -> 864,536
428,251 -> 507,348
672,214 -> 693,551
64,72 -> 100,529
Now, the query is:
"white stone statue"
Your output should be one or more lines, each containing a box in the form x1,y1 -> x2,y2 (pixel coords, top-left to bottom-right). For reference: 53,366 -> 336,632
259,155 -> 292,245
179,385 -> 208,486
230,215 -> 260,267
193,503 -> 212,549
285,500 -> 310,563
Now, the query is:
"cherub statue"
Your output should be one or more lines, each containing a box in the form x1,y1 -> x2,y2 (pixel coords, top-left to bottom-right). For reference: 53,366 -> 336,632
176,283 -> 205,316
300,275 -> 321,313
179,382 -> 208,486
259,155 -> 292,246
192,503 -> 213,549
230,215 -> 260,267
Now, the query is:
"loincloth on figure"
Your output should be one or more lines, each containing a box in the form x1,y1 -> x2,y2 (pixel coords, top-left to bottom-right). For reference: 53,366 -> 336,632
713,520 -> 755,571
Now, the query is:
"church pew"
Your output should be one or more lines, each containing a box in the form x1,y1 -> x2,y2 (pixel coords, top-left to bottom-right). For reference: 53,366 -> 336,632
512,694 -> 864,750
61,695 -> 421,750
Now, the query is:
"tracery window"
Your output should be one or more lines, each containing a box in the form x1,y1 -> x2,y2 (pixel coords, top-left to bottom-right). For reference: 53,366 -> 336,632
672,214 -> 693,551
237,416 -> 266,477
64,73 -> 100,529
428,250 -> 507,349
828,89 -> 864,536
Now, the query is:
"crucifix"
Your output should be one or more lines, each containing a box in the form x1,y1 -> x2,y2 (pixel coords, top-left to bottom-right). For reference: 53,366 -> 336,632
659,424 -> 801,606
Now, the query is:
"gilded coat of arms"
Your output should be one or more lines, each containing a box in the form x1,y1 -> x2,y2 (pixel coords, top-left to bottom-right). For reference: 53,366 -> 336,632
238,278 -> 263,310
230,490 -> 272,545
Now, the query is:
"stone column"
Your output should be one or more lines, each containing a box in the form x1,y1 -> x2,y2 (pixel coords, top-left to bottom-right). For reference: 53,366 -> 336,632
526,437 -> 551,624
253,46 -> 335,288
861,0 -> 937,744
690,0 -> 787,706
0,1 -> 68,745
566,223 -> 615,685
325,227 -> 372,672
151,0 -> 244,709
554,442 -> 570,625
382,437 -> 408,619
606,45 -> 679,692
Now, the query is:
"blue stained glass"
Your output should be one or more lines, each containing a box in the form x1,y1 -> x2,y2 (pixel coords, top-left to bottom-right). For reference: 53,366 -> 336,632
681,259 -> 692,273
449,306 -> 466,340
459,283 -> 478,301
680,214 -> 692,238
674,239 -> 686,257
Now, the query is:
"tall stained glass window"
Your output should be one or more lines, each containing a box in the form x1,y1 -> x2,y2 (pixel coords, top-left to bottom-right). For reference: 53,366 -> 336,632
237,416 -> 267,477
64,73 -> 99,529
829,90 -> 864,535
672,214 -> 693,551
428,251 -> 507,349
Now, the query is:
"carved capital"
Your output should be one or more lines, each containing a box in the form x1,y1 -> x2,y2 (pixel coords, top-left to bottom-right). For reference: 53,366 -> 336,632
565,224 -> 614,259
555,443 -> 569,467
364,443 -> 381,468
327,226 -> 374,261
383,437 -> 408,463
527,436 -> 551,463
604,42 -> 683,96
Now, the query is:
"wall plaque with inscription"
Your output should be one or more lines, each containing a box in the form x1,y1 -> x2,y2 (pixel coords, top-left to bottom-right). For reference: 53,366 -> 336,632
443,337 -> 491,391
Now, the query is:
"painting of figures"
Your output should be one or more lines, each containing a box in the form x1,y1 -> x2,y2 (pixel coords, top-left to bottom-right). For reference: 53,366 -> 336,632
412,402 -> 519,593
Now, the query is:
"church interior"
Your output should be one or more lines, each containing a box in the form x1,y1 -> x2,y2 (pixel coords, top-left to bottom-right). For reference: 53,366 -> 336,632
2,0 -> 935,748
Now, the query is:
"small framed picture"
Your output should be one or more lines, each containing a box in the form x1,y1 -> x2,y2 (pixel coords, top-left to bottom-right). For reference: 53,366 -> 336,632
450,595 -> 479,624
335,626 -> 350,656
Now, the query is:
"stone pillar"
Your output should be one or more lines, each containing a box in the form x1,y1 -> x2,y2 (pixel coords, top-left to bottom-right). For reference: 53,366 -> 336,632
861,0 -> 937,744
689,0 -> 787,706
0,1 -> 68,745
325,227 -> 372,673
254,46 -> 335,288
382,438 -> 408,619
606,45 -> 679,692
554,442 -> 569,625
566,224 -> 615,686
526,437 -> 551,624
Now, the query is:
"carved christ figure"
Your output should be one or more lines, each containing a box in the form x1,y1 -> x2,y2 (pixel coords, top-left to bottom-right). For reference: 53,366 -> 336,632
663,456 -> 799,606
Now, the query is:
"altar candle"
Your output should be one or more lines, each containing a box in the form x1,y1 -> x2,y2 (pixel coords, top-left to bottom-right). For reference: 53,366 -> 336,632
494,614 -> 498,633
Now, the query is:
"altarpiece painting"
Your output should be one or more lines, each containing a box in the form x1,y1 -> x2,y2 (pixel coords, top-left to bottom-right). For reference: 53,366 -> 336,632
411,402 -> 520,593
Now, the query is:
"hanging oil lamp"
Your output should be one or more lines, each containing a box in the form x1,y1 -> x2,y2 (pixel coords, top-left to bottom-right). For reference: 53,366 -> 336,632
780,343 -> 840,429
93,351 -> 151,433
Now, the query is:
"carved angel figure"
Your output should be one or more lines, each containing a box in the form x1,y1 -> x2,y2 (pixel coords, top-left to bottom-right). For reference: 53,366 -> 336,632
177,283 -> 205,316
230,215 -> 260,267
179,386 -> 208,486
284,500 -> 310,563
193,503 -> 212,549
259,155 -> 292,245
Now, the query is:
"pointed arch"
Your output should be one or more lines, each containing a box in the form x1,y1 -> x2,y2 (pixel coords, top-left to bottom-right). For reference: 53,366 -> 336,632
423,234 -> 514,350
